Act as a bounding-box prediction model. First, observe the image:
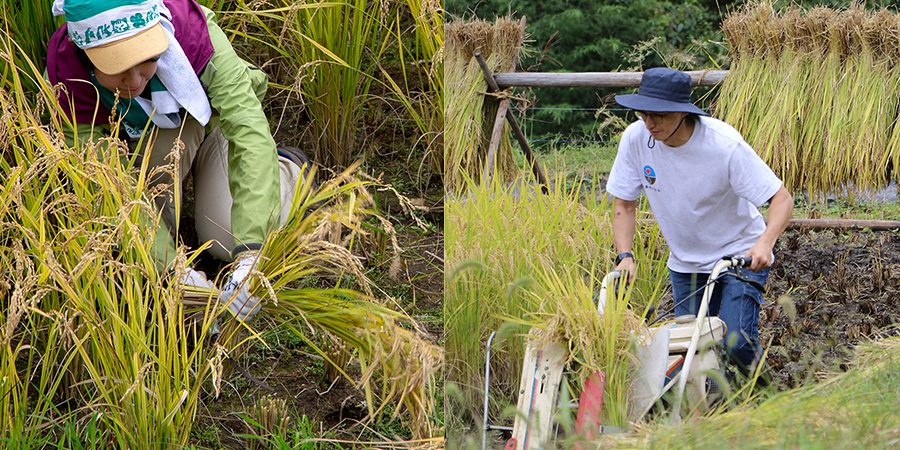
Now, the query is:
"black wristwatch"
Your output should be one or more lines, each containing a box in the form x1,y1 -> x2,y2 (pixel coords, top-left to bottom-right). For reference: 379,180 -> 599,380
615,252 -> 634,265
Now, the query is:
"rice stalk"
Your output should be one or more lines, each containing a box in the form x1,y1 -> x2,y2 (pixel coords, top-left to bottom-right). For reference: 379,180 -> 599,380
223,0 -> 397,168
520,265 -> 646,428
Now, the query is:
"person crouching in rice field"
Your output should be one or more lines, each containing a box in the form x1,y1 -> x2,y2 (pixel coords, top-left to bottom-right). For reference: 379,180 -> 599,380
46,0 -> 312,323
607,67 -> 793,374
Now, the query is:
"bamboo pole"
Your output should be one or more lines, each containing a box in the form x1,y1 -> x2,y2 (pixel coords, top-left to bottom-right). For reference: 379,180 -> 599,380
475,52 -> 549,192
484,100 -> 510,184
786,218 -> 900,231
484,17 -> 528,186
493,70 -> 729,89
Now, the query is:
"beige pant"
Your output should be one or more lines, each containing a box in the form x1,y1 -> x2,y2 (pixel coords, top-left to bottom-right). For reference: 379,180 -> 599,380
132,116 -> 301,264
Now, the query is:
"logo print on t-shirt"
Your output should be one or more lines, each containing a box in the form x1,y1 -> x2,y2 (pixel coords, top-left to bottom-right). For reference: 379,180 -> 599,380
643,165 -> 656,185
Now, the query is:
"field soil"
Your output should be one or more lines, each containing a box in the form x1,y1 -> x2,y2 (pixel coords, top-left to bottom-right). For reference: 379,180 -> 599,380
656,226 -> 900,390
761,227 -> 900,388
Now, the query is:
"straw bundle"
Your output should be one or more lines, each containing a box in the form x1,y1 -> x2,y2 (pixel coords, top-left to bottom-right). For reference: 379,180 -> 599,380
718,1 -> 900,202
445,17 -> 524,193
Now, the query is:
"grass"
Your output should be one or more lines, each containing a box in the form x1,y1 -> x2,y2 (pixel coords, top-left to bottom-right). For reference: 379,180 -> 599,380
513,140 -> 619,191
790,196 -> 900,222
599,338 -> 900,449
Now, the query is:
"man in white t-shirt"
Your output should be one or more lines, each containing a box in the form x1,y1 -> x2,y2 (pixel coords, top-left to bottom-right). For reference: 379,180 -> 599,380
606,68 -> 793,371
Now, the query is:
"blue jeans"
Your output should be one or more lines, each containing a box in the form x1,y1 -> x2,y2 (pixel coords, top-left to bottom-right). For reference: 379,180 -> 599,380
669,267 -> 769,370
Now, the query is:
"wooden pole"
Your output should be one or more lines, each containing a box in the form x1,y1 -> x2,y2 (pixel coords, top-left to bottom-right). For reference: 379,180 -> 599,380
475,52 -> 549,192
484,99 -> 510,184
493,70 -> 729,89
639,218 -> 900,231
786,218 -> 900,231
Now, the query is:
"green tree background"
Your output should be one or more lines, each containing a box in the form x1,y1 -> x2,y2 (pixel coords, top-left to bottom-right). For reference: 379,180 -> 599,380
446,0 -> 900,141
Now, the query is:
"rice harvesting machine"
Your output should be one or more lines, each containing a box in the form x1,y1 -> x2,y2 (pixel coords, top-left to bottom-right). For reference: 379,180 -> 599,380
483,256 -> 755,449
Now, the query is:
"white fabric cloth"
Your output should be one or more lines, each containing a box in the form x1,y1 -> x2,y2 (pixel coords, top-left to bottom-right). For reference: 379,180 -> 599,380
606,116 -> 783,273
154,18 -> 212,126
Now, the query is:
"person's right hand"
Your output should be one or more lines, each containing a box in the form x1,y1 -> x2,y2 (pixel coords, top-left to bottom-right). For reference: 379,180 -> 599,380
219,251 -> 264,323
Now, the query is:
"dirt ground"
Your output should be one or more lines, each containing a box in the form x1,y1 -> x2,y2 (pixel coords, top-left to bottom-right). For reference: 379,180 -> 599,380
761,227 -> 900,389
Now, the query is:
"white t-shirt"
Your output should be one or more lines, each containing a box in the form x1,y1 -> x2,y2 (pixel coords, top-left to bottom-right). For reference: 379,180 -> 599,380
607,116 -> 783,273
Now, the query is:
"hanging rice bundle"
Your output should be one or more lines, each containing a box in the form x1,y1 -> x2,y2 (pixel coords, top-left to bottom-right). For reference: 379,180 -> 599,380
718,1 -> 900,202
445,17 -> 524,193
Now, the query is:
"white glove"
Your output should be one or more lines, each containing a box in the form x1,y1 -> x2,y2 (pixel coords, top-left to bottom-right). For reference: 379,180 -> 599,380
180,267 -> 216,290
220,252 -> 264,322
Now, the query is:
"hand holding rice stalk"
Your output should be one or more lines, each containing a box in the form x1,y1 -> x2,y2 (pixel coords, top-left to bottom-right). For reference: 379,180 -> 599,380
184,161 -> 441,438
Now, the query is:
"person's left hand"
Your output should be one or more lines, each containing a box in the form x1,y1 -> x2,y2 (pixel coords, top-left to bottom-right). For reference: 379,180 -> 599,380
220,251 -> 264,322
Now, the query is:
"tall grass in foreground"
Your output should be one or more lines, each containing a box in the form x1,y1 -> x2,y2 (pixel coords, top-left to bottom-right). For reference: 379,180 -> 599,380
224,0 -> 443,182
599,338 -> 900,448
1,34 -> 440,443
445,17 -> 523,193
1,35 -> 211,446
445,172 -> 668,437
718,1 -> 900,202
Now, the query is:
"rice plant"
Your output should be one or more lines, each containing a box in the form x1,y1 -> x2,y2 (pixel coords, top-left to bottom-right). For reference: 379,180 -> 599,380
0,0 -> 60,92
221,0 -> 399,169
718,1 -> 900,202
379,0 -> 444,183
2,35 -> 209,446
519,266 -> 648,428
445,171 -> 668,436
1,32 -> 440,444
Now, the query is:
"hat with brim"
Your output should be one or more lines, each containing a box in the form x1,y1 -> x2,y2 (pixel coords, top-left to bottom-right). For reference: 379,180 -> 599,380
85,22 -> 168,75
615,67 -> 708,116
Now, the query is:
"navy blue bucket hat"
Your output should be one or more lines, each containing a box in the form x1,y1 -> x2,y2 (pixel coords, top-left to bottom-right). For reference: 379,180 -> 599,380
615,68 -> 709,116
